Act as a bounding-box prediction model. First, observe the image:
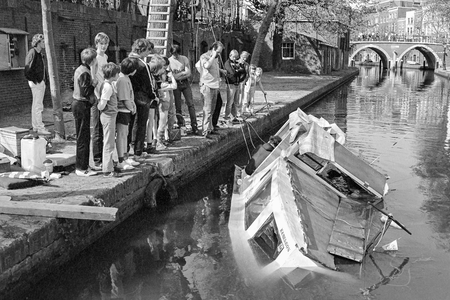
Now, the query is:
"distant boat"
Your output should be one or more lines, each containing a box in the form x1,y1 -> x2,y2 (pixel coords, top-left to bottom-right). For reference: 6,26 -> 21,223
229,108 -> 395,289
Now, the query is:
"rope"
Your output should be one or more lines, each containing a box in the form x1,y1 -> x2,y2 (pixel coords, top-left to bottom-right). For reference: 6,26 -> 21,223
239,122 -> 252,159
242,119 -> 265,143
246,123 -> 256,149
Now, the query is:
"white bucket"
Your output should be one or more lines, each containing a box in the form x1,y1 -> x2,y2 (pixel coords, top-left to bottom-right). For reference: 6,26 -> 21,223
43,159 -> 54,174
21,137 -> 47,174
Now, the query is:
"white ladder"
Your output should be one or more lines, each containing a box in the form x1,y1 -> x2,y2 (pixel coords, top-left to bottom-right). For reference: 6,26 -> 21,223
146,0 -> 172,56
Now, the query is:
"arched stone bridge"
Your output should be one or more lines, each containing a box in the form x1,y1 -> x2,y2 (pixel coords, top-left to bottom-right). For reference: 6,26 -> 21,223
349,41 -> 445,69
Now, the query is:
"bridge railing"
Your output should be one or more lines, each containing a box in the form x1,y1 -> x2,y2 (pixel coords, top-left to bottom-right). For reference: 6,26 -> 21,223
352,35 -> 447,44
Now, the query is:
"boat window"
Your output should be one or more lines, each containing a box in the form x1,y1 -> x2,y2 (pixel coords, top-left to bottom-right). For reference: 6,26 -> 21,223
245,179 -> 272,230
295,152 -> 327,171
249,214 -> 284,266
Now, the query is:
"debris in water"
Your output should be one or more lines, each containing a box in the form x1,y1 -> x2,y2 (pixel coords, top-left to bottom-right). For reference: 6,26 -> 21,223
382,239 -> 399,251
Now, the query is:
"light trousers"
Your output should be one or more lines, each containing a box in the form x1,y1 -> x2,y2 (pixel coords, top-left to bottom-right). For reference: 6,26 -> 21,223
200,85 -> 218,134
100,113 -> 117,173
28,81 -> 46,131
116,123 -> 128,159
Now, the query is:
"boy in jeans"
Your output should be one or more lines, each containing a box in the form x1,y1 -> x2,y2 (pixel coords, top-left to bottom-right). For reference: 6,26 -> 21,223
97,62 -> 120,177
72,48 -> 98,177
115,58 -> 140,169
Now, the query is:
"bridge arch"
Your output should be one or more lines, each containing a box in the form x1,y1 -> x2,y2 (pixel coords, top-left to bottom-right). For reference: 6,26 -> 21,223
397,44 -> 441,70
349,44 -> 391,69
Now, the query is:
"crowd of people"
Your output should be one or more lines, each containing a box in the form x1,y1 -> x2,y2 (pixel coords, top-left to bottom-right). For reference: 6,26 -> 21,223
25,33 -> 267,177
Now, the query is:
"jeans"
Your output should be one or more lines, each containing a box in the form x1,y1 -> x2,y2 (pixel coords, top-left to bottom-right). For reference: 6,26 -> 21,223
72,100 -> 91,171
130,102 -> 150,156
224,84 -> 240,119
100,113 -> 117,173
173,84 -> 197,130
91,105 -> 103,164
212,91 -> 223,128
28,81 -> 46,132
200,85 -> 218,134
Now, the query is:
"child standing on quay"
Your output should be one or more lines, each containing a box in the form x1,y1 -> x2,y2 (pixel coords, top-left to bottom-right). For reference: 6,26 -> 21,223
243,65 -> 267,115
72,48 -> 98,177
97,62 -> 120,177
115,58 -> 140,170
91,32 -> 110,171
156,57 -> 177,150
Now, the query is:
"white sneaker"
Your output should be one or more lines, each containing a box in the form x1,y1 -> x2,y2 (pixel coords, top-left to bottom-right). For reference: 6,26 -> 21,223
116,161 -> 135,170
90,164 -> 102,171
155,142 -> 167,151
134,153 -> 149,162
125,158 -> 140,166
75,169 -> 97,177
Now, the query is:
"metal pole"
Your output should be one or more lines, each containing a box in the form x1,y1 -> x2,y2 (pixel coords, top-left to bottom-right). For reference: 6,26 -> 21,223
443,44 -> 447,71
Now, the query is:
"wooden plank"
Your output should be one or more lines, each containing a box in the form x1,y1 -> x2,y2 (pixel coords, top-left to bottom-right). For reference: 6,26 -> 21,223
327,198 -> 367,262
328,242 -> 364,262
0,201 -> 117,221
332,221 -> 365,239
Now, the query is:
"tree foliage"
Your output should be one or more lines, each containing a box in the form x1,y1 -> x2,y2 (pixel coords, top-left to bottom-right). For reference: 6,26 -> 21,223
422,0 -> 450,42
246,0 -> 374,38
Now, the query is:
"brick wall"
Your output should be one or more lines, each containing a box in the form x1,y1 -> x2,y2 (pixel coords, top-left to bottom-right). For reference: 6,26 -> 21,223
0,0 -> 147,109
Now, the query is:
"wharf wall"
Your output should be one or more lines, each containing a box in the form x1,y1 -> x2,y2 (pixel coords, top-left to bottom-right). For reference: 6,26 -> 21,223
0,69 -> 359,299
434,68 -> 450,80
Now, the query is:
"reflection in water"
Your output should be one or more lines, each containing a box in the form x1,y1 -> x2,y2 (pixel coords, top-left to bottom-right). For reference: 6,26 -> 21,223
23,68 -> 450,300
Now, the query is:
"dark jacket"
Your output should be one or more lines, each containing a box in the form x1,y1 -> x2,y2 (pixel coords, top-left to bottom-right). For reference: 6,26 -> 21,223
245,142 -> 275,175
128,54 -> 158,107
224,59 -> 246,85
24,48 -> 46,84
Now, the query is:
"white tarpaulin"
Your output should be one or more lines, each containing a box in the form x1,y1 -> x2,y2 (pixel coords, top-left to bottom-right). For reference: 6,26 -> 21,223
298,122 -> 335,161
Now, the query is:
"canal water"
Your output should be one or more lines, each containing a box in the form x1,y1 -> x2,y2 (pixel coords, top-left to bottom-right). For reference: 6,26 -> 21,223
24,67 -> 450,300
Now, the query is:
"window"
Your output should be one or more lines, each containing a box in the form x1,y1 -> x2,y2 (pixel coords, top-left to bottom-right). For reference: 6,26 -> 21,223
0,28 -> 29,71
282,42 -> 294,60
249,214 -> 284,266
245,179 -> 272,229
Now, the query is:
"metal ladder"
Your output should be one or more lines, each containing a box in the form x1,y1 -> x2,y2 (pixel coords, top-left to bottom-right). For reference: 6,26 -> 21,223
146,0 -> 172,56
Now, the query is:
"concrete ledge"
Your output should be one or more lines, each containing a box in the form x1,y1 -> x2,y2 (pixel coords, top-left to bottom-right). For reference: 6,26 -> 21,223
0,68 -> 358,298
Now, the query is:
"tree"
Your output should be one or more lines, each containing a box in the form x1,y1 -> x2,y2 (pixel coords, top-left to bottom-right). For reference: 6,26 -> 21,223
422,0 -> 450,43
246,0 -> 373,69
41,0 -> 65,140
250,0 -> 279,66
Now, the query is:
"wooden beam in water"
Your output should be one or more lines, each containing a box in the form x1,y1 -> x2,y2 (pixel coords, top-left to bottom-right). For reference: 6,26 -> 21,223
0,201 -> 118,221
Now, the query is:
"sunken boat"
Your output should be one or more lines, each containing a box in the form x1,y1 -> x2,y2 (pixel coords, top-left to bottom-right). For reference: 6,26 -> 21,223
228,108 -> 395,288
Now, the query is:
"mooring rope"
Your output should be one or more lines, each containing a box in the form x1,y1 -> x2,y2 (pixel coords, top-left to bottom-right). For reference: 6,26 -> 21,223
239,122 -> 252,159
